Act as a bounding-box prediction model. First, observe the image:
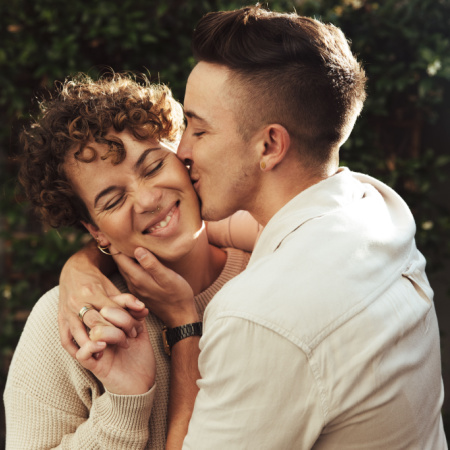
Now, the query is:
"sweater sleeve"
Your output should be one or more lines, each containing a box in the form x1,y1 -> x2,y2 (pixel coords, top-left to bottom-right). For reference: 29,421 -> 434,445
3,286 -> 155,450
205,210 -> 263,252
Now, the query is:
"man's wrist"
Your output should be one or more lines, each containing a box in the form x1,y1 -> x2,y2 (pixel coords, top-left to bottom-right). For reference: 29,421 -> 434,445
162,322 -> 203,356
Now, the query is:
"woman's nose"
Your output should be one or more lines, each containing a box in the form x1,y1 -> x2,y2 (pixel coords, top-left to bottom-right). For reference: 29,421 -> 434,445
133,186 -> 163,214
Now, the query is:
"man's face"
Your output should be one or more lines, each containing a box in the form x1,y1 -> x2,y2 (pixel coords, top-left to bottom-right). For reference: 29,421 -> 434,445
177,62 -> 260,221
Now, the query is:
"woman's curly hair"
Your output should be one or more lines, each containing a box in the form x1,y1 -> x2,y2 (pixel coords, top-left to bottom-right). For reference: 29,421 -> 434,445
18,72 -> 184,228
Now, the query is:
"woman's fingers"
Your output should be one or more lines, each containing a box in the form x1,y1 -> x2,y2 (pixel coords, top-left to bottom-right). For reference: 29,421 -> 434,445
76,340 -> 107,370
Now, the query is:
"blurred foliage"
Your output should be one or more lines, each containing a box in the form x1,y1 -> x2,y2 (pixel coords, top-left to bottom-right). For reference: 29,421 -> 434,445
1,0 -> 450,440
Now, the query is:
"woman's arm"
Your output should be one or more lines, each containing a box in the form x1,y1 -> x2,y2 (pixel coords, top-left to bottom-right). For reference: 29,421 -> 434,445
4,287 -> 155,449
205,210 -> 262,252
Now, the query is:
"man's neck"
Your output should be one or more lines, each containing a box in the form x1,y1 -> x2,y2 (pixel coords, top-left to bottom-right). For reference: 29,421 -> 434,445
251,158 -> 339,227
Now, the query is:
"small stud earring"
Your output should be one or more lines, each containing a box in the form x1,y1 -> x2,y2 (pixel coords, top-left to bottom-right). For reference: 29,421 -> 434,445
260,161 -> 266,170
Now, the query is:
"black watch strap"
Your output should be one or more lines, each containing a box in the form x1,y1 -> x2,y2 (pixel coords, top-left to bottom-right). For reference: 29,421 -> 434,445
162,322 -> 203,356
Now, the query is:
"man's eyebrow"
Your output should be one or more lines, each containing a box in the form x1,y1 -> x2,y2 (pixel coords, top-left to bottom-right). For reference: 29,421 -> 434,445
133,147 -> 161,171
184,110 -> 209,125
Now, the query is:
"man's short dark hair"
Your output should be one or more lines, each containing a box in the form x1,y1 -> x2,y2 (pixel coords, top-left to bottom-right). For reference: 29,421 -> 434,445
192,5 -> 367,167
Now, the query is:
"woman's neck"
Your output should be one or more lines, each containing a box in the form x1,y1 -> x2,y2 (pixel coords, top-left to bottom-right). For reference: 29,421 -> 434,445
163,227 -> 227,296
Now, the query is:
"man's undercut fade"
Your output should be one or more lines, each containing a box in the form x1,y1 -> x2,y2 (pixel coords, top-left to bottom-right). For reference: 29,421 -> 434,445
192,5 -> 367,167
19,72 -> 184,229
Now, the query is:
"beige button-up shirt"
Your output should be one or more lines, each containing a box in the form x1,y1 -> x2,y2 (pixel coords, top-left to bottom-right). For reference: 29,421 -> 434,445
184,168 -> 447,449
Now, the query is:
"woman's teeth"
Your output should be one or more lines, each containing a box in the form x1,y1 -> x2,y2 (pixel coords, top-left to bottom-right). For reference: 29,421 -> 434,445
147,209 -> 174,233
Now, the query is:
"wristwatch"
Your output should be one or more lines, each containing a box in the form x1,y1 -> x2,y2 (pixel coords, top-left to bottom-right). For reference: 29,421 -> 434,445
162,322 -> 203,356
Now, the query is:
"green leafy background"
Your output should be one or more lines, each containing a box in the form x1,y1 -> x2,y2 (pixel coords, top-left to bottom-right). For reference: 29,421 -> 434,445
1,0 -> 449,444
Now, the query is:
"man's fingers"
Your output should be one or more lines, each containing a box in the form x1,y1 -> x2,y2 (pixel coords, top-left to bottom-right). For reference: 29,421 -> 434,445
99,306 -> 145,337
135,247 -> 164,277
134,247 -> 179,288
103,280 -> 122,298
70,321 -> 92,351
82,308 -> 113,330
113,251 -> 147,280
109,293 -> 148,317
59,321 -> 81,358
80,296 -> 144,338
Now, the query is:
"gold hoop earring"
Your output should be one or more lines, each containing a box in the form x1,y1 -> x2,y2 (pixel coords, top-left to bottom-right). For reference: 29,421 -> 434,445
97,243 -> 113,256
260,161 -> 266,170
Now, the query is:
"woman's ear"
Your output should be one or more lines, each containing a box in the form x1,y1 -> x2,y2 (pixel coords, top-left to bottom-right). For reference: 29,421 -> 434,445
258,124 -> 291,171
81,221 -> 110,247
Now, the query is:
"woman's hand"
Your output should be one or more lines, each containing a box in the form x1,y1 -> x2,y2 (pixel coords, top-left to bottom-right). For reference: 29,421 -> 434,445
58,240 -> 149,358
76,322 -> 155,395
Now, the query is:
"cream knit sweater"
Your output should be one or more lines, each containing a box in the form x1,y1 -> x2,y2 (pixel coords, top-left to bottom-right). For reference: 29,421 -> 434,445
4,248 -> 250,449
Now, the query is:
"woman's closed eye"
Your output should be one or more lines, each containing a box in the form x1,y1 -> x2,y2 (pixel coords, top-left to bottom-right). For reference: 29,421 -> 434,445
103,194 -> 126,211
144,158 -> 165,178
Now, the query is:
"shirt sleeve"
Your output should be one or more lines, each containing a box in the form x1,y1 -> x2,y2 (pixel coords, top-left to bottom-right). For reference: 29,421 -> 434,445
182,316 -> 326,449
3,287 -> 155,450
205,210 -> 262,252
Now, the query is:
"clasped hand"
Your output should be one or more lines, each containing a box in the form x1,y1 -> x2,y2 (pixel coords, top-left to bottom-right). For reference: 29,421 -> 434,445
58,245 -> 198,393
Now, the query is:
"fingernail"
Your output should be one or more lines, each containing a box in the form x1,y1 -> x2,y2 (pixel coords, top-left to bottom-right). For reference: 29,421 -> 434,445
137,325 -> 144,334
135,248 -> 146,261
97,341 -> 106,347
130,327 -> 137,338
135,299 -> 145,307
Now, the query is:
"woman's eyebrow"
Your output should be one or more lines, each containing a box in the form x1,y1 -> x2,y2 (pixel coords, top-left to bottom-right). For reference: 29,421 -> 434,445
94,147 -> 161,208
133,147 -> 161,171
94,185 -> 119,208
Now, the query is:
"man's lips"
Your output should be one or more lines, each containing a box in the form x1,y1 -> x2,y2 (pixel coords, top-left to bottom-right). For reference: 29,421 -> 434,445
190,176 -> 199,189
142,201 -> 179,234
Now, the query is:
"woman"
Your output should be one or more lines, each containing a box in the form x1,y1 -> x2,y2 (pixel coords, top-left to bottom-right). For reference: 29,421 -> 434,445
4,73 -> 258,449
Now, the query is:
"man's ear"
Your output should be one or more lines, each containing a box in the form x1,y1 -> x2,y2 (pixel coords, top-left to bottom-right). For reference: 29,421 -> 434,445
258,124 -> 291,171
81,221 -> 110,247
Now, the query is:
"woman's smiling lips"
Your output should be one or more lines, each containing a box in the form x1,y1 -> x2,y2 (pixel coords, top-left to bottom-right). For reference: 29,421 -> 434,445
142,201 -> 180,236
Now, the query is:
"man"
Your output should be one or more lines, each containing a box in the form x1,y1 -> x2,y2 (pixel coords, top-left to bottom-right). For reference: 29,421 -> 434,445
60,5 -> 447,449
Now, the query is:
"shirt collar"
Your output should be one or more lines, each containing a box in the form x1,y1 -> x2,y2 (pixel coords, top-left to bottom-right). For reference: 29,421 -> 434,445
248,168 -> 367,266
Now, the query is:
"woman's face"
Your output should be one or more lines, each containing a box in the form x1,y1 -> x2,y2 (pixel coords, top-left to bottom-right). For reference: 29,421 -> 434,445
65,130 -> 203,262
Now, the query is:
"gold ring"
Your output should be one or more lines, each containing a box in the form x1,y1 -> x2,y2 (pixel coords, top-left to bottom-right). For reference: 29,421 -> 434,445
78,305 -> 94,323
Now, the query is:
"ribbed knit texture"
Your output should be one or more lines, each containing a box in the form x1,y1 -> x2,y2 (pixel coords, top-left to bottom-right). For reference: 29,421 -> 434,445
4,248 -> 250,449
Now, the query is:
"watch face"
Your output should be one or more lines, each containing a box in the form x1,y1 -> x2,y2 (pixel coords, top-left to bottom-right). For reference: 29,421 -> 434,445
162,327 -> 171,356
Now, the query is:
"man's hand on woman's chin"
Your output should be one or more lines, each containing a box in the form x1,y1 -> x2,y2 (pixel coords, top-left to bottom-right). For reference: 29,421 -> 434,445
58,240 -> 148,358
112,246 -> 199,327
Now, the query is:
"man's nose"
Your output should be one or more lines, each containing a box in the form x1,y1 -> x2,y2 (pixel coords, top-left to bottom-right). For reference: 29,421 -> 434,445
177,133 -> 193,167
